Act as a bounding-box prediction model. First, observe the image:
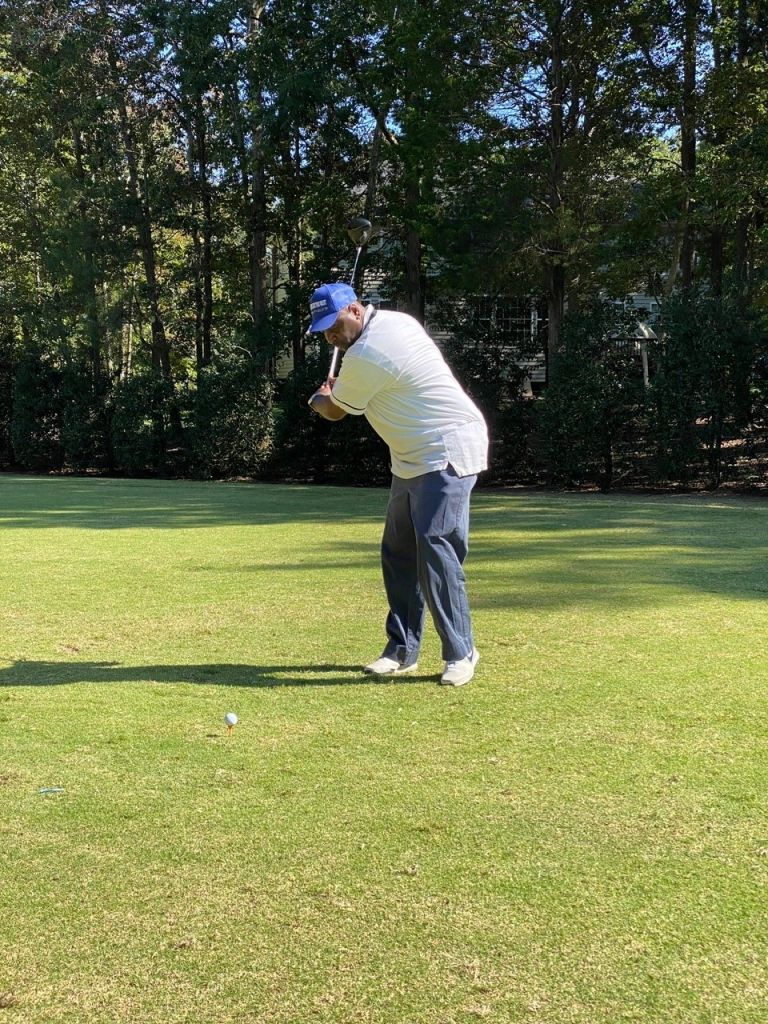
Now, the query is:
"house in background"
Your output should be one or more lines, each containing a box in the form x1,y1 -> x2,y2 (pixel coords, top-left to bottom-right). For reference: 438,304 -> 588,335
296,242 -> 660,392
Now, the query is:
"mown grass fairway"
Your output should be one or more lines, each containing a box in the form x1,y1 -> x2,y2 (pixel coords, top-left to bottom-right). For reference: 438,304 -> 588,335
1,475 -> 767,1024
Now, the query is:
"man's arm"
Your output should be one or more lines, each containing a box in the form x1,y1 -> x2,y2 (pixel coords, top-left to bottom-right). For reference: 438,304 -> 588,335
307,382 -> 347,421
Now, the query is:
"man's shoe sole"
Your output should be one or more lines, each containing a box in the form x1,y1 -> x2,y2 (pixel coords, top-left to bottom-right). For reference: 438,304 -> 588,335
363,662 -> 419,677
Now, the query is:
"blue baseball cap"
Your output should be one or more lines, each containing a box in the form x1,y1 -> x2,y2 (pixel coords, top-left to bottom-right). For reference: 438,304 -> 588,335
308,283 -> 358,333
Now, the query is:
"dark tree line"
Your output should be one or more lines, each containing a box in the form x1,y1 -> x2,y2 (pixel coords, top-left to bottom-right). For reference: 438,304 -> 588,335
0,1 -> 766,489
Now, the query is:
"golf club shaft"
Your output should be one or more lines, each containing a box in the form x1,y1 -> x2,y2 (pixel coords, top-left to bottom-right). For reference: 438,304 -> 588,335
328,244 -> 364,380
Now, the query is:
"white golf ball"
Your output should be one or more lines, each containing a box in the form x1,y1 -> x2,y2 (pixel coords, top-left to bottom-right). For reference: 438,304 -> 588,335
224,712 -> 238,727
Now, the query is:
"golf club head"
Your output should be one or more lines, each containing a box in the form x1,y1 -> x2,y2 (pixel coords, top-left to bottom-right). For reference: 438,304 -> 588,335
346,216 -> 372,247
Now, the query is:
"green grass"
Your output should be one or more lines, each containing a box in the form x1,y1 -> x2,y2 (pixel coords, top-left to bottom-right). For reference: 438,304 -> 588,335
1,474 -> 767,1024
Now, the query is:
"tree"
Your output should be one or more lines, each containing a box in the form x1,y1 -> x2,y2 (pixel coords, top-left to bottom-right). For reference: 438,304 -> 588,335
490,1 -> 652,374
342,0 -> 504,320
701,1 -> 768,302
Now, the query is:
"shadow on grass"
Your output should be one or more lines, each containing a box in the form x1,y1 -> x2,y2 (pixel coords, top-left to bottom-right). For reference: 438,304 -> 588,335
0,476 -> 387,531
323,502 -> 768,607
0,660 -> 440,688
469,495 -> 768,607
2,478 -> 766,608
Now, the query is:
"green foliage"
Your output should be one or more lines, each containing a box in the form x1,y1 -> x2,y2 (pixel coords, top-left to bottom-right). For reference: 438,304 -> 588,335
1,1 -> 767,489
267,347 -> 390,486
753,351 -> 768,406
193,353 -> 274,479
0,331 -> 17,468
110,371 -> 184,477
60,359 -> 112,471
648,295 -> 764,487
541,303 -> 646,489
11,346 -> 64,471
752,351 -> 768,459
439,302 -> 539,483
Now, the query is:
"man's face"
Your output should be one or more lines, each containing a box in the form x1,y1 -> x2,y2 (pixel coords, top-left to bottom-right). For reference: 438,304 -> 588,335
323,303 -> 363,351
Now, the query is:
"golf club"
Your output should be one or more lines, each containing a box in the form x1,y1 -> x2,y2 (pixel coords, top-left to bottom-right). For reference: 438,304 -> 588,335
327,216 -> 372,379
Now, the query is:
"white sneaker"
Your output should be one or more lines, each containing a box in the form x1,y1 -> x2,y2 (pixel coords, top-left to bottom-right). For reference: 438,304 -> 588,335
440,648 -> 479,686
363,655 -> 419,676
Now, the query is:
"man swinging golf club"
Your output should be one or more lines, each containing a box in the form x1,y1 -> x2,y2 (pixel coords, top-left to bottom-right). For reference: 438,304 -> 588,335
307,278 -> 488,687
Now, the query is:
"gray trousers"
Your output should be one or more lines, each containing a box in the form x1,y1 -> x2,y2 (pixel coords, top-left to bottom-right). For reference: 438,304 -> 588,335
381,467 -> 477,665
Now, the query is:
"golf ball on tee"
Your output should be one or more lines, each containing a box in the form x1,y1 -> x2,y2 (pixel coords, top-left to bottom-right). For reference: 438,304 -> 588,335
224,712 -> 238,727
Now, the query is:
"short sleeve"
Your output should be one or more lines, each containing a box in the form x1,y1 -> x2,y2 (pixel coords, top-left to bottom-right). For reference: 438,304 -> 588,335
329,354 -> 393,416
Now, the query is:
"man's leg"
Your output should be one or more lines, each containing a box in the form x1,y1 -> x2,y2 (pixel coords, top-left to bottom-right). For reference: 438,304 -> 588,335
378,474 -> 425,668
409,467 -> 476,663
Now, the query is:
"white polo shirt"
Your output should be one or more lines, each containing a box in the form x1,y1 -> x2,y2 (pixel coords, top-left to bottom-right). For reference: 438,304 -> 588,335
330,307 -> 489,479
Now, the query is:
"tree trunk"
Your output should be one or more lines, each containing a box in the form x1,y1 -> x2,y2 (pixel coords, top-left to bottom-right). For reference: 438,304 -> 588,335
546,5 -> 566,379
288,132 -> 304,369
710,224 -> 724,296
404,176 -> 424,322
113,89 -> 172,379
364,121 -> 384,224
227,82 -> 268,334
246,4 -> 268,334
708,4 -> 724,297
123,274 -> 135,380
602,434 -> 614,492
100,6 -> 182,450
194,93 -> 213,366
547,263 -> 566,376
732,0 -> 753,299
72,126 -> 102,379
186,132 -> 205,371
679,0 -> 698,293
249,151 -> 268,327
99,1 -> 172,380
733,215 -> 752,299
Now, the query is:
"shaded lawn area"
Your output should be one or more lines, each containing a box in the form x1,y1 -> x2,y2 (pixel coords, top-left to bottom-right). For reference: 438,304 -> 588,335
0,475 -> 767,1024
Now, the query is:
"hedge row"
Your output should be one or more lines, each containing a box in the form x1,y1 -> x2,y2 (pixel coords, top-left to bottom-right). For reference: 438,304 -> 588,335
1,298 -> 766,490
